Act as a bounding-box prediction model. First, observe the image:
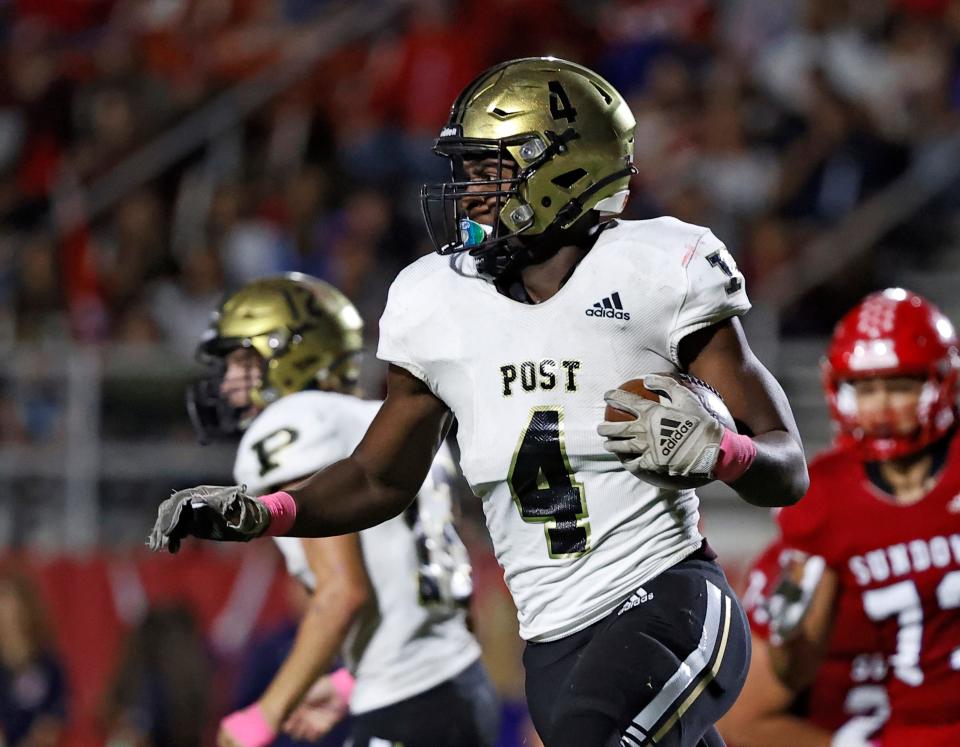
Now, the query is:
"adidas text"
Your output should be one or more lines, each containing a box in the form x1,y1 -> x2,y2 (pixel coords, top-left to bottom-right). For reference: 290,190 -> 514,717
618,587 -> 654,615
585,308 -> 631,320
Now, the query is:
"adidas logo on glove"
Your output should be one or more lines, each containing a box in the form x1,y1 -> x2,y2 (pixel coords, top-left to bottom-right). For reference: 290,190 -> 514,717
659,417 -> 695,457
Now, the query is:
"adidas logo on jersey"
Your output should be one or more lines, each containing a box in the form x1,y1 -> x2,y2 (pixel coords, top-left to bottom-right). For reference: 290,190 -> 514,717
659,418 -> 695,456
585,291 -> 630,320
948,493 -> 960,514
618,587 -> 654,615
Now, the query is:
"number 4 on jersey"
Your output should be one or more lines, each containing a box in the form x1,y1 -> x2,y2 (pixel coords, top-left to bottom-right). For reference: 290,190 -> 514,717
509,407 -> 590,558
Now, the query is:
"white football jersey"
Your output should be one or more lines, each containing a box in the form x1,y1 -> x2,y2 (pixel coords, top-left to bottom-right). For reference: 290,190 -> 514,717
378,217 -> 751,642
234,391 -> 480,714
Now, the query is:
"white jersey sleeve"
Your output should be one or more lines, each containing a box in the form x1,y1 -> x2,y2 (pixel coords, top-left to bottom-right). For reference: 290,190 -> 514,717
233,391 -> 376,590
233,390 -> 360,495
667,227 -> 751,366
377,253 -> 451,397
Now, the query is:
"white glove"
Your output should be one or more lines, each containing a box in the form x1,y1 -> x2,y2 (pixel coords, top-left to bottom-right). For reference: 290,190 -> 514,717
597,374 -> 725,484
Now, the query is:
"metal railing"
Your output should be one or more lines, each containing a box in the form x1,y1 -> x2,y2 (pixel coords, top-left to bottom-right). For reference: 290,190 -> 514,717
0,342 -> 782,556
1,343 -> 235,550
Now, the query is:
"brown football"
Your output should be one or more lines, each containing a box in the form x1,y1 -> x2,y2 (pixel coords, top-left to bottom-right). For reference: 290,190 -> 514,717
604,372 -> 737,490
604,379 -> 658,422
604,372 -> 736,432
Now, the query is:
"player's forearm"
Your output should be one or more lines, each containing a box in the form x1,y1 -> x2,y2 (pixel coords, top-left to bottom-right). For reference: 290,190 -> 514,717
283,379 -> 448,537
257,583 -> 367,723
729,430 -> 809,507
283,455 -> 418,537
721,714 -> 832,747
768,565 -> 835,689
767,636 -> 826,690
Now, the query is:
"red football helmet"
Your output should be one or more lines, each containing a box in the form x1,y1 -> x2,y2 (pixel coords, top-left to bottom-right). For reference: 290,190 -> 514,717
823,288 -> 959,460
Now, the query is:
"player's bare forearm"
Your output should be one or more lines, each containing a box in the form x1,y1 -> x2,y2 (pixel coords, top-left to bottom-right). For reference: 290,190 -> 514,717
284,455 -> 412,536
258,535 -> 369,723
286,365 -> 452,537
683,318 -> 809,507
728,430 -> 808,507
768,567 -> 837,690
719,636 -> 831,747
722,715 -> 832,747
767,636 -> 826,690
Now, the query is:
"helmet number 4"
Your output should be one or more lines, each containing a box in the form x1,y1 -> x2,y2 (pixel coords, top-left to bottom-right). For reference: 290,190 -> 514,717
509,407 -> 590,558
549,81 -> 578,123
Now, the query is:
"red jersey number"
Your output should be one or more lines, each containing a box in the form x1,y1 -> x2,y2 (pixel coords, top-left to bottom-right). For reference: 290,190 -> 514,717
861,570 -> 960,686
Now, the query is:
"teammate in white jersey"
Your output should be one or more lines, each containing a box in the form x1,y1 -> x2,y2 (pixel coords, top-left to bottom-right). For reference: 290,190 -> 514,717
184,275 -> 496,747
151,58 -> 809,747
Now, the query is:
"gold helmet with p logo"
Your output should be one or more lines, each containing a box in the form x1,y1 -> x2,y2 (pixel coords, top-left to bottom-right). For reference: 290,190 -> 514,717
189,273 -> 364,440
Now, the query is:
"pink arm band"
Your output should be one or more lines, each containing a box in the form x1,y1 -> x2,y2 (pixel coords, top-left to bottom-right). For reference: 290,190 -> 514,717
220,703 -> 275,747
260,491 -> 297,536
714,429 -> 757,484
329,667 -> 355,702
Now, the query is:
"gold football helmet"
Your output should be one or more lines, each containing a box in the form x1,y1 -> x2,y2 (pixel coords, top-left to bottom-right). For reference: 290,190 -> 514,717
188,273 -> 364,440
421,57 -> 636,276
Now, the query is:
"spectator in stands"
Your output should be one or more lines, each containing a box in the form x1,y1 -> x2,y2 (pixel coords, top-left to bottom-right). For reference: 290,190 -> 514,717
2,0 -> 956,345
212,181 -> 287,288
146,249 -> 225,361
0,571 -> 68,747
102,605 -> 212,747
13,233 -> 64,342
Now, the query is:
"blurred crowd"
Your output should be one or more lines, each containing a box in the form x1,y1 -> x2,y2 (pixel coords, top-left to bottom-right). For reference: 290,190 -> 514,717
3,4 -> 960,745
3,0 -> 960,360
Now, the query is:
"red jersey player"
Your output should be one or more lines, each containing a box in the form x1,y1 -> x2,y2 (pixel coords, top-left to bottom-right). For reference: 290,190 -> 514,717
720,539 -> 889,747
774,288 -> 960,746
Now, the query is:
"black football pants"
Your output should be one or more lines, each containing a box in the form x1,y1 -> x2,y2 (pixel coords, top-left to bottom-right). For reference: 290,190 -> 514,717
523,556 -> 750,747
348,659 -> 499,747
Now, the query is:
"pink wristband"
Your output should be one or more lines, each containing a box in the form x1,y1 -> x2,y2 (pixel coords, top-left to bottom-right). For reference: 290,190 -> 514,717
329,667 -> 355,702
260,490 -> 297,536
220,703 -> 275,747
714,429 -> 757,484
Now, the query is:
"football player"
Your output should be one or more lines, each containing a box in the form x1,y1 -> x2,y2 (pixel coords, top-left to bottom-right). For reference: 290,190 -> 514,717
150,58 -> 809,746
772,289 -> 960,746
718,540 -> 889,747
187,275 -> 498,747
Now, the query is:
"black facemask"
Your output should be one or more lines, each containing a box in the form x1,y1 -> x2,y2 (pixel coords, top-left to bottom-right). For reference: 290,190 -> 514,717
186,343 -> 261,444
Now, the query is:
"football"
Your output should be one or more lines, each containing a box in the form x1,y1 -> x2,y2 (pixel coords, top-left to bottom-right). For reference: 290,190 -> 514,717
605,373 -> 736,430
605,372 -> 737,489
